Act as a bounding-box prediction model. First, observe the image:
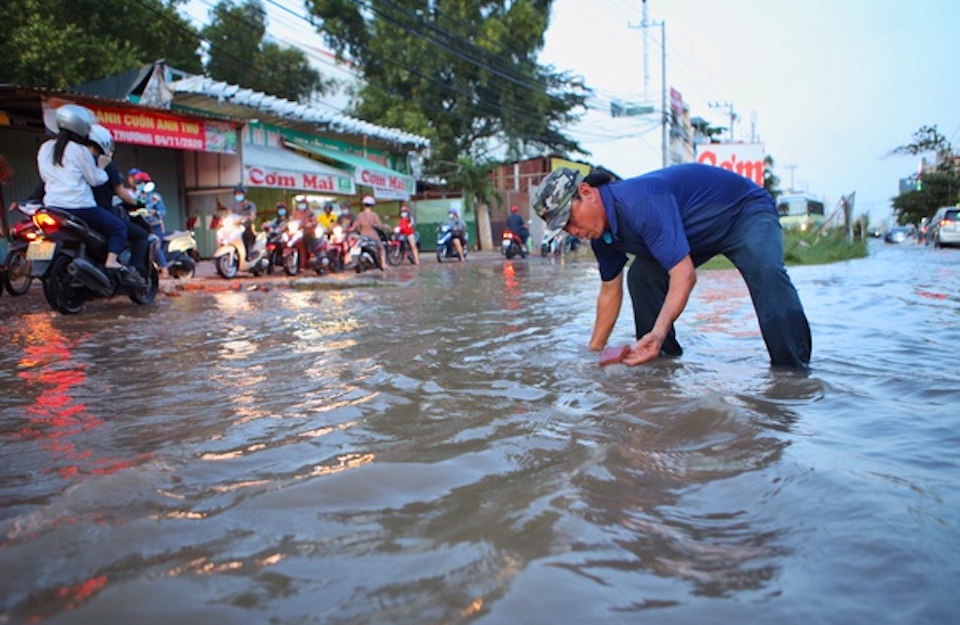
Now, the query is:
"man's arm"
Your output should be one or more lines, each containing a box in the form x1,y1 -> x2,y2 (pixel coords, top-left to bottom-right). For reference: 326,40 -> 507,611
589,273 -> 624,351
624,255 -> 696,365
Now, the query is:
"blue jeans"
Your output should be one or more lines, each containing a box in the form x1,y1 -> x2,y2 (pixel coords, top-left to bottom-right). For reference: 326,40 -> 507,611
151,223 -> 168,269
57,206 -> 128,254
627,209 -> 812,368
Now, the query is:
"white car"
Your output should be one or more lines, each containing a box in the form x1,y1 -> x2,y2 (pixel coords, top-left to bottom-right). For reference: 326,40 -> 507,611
928,207 -> 960,248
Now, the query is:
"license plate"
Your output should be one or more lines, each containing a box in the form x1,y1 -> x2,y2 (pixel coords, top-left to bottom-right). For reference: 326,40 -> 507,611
26,241 -> 56,261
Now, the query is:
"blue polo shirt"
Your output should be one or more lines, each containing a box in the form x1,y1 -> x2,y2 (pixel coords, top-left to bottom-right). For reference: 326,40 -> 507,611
592,163 -> 775,281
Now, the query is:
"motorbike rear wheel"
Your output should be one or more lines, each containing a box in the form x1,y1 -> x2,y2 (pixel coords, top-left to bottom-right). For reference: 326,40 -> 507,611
42,255 -> 87,314
129,264 -> 160,305
4,249 -> 33,296
216,252 -> 239,279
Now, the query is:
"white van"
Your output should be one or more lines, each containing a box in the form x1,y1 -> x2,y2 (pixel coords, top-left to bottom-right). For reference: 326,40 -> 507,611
928,206 -> 960,248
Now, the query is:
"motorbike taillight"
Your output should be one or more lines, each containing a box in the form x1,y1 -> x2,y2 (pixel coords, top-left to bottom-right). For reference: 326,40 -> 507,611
33,212 -> 60,233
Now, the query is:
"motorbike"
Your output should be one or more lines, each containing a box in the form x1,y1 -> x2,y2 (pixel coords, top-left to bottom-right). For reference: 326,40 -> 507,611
346,231 -> 383,273
540,231 -> 580,257
24,204 -> 159,314
279,219 -> 307,276
387,226 -> 419,266
500,229 -> 528,259
3,201 -> 41,296
213,214 -> 270,279
263,222 -> 285,274
436,224 -> 468,262
162,227 -> 200,279
325,225 -> 348,273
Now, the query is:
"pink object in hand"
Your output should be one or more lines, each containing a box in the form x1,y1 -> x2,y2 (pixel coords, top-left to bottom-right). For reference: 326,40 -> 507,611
599,344 -> 632,367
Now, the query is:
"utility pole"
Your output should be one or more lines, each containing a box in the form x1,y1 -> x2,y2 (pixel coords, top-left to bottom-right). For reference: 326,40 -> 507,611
631,1 -> 668,167
709,101 -> 738,142
784,164 -> 797,193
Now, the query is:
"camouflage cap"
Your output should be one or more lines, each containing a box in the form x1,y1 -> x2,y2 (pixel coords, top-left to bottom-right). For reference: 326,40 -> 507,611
531,167 -> 584,233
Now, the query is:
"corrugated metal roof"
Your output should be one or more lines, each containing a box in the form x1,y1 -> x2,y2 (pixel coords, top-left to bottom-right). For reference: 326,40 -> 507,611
171,75 -> 430,151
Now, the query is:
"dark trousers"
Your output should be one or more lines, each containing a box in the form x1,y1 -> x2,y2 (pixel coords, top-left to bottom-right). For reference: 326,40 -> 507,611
128,221 -> 151,275
626,210 -> 812,368
60,206 -> 128,254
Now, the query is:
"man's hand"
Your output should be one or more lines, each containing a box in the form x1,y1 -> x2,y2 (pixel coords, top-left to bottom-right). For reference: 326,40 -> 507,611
623,330 -> 665,365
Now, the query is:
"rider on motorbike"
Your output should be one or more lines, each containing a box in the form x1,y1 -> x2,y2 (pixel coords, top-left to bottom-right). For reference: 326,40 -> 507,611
506,205 -> 529,252
231,184 -> 258,258
444,207 -> 467,261
87,124 -> 150,281
131,170 -> 169,277
36,104 -> 141,286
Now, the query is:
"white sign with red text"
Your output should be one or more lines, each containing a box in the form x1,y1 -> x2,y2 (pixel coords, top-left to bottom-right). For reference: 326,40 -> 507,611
243,166 -> 356,195
696,143 -> 765,187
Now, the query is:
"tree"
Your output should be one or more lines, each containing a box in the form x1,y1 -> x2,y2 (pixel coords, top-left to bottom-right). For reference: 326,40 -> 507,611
304,0 -> 587,175
889,125 -> 960,225
763,154 -> 782,201
0,0 -> 202,89
201,0 -> 334,102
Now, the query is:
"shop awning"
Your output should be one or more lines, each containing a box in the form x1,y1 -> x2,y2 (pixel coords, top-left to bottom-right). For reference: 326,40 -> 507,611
242,143 -> 356,195
285,140 -> 415,201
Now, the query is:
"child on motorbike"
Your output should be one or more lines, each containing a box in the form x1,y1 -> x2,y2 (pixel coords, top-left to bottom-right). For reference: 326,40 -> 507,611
36,104 -> 141,286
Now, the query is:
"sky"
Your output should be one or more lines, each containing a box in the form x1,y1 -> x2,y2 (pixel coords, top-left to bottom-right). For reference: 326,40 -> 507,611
181,0 -> 960,225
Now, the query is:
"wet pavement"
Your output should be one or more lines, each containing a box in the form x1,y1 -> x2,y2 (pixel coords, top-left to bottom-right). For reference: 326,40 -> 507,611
1,240 -> 959,624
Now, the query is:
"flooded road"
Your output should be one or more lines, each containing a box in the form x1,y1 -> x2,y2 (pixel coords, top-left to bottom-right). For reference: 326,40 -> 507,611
1,241 -> 958,624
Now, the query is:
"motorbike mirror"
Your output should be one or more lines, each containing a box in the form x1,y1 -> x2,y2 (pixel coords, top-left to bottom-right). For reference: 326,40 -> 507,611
143,181 -> 156,193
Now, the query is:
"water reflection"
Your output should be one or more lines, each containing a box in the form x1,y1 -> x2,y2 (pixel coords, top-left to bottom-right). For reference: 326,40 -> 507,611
1,244 -> 959,623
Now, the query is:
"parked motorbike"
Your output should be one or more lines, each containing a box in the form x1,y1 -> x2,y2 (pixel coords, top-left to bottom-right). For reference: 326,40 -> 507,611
162,227 -> 199,279
213,214 -> 270,278
3,201 -> 41,296
24,205 -> 159,314
436,224 -> 468,262
500,229 -> 528,259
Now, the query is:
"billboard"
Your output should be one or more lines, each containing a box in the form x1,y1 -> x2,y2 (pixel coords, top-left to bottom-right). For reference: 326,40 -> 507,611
696,143 -> 765,187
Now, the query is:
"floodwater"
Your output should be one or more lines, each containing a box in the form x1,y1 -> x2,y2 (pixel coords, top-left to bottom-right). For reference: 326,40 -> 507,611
1,240 -> 958,624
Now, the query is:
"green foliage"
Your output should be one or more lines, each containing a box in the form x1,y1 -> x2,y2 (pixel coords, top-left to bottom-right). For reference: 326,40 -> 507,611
0,0 -> 202,89
892,172 -> 960,225
304,0 -> 587,172
763,154 -> 782,201
889,125 -> 960,225
201,0 -> 333,102
697,229 -> 866,270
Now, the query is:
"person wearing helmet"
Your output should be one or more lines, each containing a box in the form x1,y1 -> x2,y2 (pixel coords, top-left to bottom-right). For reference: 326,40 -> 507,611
506,204 -> 529,252
444,207 -> 467,261
231,184 -> 258,257
292,199 -> 317,269
397,204 -> 420,265
37,104 -> 141,285
129,170 -> 170,277
355,195 -> 387,270
86,125 -> 151,280
531,164 -> 811,369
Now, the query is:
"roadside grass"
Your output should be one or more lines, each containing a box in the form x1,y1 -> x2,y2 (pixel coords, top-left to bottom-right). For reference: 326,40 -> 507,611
700,229 -> 868,270
564,228 -> 868,270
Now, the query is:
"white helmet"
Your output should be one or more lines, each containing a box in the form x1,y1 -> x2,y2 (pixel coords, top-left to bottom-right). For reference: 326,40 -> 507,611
88,124 -> 114,155
55,104 -> 97,137
362,195 -> 375,206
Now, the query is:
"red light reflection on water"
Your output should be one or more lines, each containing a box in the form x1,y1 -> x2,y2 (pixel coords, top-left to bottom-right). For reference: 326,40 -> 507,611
13,318 -> 139,479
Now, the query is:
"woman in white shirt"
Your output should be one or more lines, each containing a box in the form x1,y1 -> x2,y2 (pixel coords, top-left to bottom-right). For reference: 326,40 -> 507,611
37,104 -> 131,274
